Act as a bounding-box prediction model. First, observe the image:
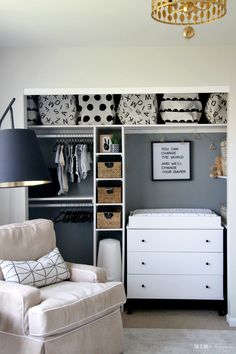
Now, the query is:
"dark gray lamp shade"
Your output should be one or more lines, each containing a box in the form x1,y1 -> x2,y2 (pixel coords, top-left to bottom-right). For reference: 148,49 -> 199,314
0,129 -> 50,187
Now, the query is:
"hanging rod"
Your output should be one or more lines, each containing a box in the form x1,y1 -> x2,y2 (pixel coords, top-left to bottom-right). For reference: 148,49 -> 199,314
29,203 -> 93,208
36,134 -> 94,139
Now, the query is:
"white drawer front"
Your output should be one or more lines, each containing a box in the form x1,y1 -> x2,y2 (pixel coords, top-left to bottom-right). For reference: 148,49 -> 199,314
127,252 -> 223,275
127,229 -> 223,252
127,275 -> 223,300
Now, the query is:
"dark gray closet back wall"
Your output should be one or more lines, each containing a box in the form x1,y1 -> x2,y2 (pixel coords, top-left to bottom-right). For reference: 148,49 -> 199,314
125,133 -> 226,217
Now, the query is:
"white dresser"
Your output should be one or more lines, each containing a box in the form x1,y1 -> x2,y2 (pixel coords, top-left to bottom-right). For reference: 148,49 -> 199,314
127,209 -> 224,301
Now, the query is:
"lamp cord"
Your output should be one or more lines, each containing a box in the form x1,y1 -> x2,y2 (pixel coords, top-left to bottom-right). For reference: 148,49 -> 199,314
0,98 -> 16,129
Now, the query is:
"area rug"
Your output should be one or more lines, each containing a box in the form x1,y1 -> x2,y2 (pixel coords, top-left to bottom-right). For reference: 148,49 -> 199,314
124,328 -> 236,354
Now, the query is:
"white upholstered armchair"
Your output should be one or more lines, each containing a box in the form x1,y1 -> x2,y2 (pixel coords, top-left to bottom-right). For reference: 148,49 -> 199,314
0,219 -> 126,354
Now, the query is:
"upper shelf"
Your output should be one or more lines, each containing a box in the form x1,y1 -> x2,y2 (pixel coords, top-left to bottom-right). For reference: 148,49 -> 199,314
123,124 -> 227,134
28,124 -> 227,134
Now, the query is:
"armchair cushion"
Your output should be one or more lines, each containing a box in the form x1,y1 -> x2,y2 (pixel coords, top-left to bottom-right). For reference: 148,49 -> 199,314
28,280 -> 126,337
0,247 -> 70,288
0,280 -> 41,335
67,262 -> 107,283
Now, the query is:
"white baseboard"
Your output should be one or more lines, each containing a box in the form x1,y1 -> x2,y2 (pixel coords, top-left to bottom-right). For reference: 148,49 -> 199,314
226,315 -> 236,327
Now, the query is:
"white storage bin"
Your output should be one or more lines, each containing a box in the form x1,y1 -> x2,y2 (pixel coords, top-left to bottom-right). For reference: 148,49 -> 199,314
97,238 -> 121,281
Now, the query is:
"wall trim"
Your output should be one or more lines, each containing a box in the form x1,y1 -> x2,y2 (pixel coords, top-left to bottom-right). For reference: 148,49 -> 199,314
226,315 -> 236,327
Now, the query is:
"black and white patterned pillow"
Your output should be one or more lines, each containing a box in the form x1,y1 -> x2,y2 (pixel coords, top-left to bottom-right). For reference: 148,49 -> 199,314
160,94 -> 202,123
117,94 -> 158,125
27,96 -> 40,126
0,247 -> 70,288
205,93 -> 227,124
78,94 -> 115,125
38,95 -> 77,125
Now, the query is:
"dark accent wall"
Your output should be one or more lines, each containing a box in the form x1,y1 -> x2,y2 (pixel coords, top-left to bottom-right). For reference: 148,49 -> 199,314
125,133 -> 226,217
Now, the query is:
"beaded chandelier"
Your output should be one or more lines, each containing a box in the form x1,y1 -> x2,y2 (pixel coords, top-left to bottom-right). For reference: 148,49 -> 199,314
151,0 -> 227,39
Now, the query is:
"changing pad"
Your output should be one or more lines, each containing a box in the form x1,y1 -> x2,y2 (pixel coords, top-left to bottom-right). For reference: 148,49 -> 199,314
127,208 -> 222,229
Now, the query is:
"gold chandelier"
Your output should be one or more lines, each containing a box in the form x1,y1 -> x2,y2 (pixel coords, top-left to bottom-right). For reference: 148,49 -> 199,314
151,0 -> 227,39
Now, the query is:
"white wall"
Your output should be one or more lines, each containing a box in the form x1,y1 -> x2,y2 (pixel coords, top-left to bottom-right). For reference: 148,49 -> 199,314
0,45 -> 236,324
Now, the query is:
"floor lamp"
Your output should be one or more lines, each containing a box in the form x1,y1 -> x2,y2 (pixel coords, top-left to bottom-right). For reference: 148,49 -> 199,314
0,98 -> 50,187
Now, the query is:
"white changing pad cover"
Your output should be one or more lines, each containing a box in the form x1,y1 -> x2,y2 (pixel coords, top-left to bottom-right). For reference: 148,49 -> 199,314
128,208 -> 222,229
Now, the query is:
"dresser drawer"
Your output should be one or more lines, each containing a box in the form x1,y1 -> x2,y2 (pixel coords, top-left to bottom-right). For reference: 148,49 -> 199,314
127,252 -> 223,275
127,229 -> 223,252
127,275 -> 223,300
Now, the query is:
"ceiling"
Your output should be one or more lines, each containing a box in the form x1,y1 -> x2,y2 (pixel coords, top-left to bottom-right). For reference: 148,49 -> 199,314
0,0 -> 235,48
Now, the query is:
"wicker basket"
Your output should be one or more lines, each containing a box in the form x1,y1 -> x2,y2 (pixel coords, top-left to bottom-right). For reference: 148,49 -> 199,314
97,187 -> 122,203
97,162 -> 122,178
97,211 -> 121,229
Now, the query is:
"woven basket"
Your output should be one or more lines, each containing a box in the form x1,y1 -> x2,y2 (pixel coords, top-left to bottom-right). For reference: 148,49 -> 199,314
97,211 -> 121,229
97,187 -> 122,203
97,162 -> 122,178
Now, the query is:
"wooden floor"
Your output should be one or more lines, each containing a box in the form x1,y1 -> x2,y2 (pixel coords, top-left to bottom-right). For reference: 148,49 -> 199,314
122,309 -> 234,330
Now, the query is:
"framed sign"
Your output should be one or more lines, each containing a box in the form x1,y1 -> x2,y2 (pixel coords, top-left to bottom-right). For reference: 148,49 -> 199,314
152,141 -> 191,181
100,134 -> 112,153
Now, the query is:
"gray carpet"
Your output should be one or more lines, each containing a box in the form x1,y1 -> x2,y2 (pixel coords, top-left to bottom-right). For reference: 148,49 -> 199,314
124,328 -> 236,354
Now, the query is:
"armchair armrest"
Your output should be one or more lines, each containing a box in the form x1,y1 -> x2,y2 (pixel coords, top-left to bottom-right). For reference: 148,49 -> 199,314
66,262 -> 107,283
0,280 -> 41,335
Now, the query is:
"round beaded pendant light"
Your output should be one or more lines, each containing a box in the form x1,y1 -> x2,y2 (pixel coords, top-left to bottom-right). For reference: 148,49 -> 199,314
151,0 -> 227,39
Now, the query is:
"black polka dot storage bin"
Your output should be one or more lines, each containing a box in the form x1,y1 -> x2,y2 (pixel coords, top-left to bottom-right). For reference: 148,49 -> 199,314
78,94 -> 115,125
117,94 -> 158,125
204,93 -> 227,124
159,94 -> 202,123
38,95 -> 77,125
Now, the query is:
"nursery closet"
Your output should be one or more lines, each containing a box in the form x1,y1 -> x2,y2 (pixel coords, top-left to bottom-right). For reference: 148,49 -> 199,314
25,88 -> 228,304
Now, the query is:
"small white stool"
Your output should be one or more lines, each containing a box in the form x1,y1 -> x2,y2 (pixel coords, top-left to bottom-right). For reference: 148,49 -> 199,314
97,238 -> 122,281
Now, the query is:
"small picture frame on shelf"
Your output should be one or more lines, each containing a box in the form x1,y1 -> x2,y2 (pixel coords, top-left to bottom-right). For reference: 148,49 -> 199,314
100,134 -> 112,153
152,141 -> 191,181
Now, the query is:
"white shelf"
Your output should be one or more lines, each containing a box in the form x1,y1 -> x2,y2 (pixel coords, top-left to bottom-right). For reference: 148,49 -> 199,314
96,228 -> 123,231
96,203 -> 123,206
217,176 -> 227,179
124,124 -> 227,134
96,178 -> 123,181
29,196 -> 94,202
28,124 -> 227,135
96,153 -> 123,156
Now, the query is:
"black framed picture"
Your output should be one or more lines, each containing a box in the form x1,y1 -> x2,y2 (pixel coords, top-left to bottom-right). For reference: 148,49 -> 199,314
152,141 -> 191,181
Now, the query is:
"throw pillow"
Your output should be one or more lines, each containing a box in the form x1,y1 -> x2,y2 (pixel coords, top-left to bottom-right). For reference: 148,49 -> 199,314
159,93 -> 202,123
78,94 -> 115,125
27,96 -> 40,126
0,247 -> 70,288
204,93 -> 227,124
38,95 -> 77,125
117,94 -> 158,124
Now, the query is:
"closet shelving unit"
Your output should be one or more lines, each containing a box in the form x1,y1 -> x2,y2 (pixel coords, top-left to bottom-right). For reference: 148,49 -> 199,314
25,87 -> 228,286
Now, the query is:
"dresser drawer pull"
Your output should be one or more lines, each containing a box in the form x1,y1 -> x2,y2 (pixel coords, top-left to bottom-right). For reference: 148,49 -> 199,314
206,240 -> 211,243
141,284 -> 146,288
141,262 -> 146,265
141,239 -> 146,243
205,285 -> 210,289
206,262 -> 210,266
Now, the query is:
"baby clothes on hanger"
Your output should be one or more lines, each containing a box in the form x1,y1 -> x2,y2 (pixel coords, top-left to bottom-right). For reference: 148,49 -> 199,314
55,144 -> 68,195
54,140 -> 93,193
81,144 -> 92,179
67,143 -> 75,183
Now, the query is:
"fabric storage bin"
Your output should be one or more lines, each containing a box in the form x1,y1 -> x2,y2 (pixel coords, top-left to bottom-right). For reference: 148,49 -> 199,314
97,162 -> 122,178
27,96 -> 40,126
38,95 -> 77,125
97,211 -> 121,229
97,187 -> 122,203
78,94 -> 115,125
159,94 -> 202,123
117,94 -> 158,125
205,93 -> 227,124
